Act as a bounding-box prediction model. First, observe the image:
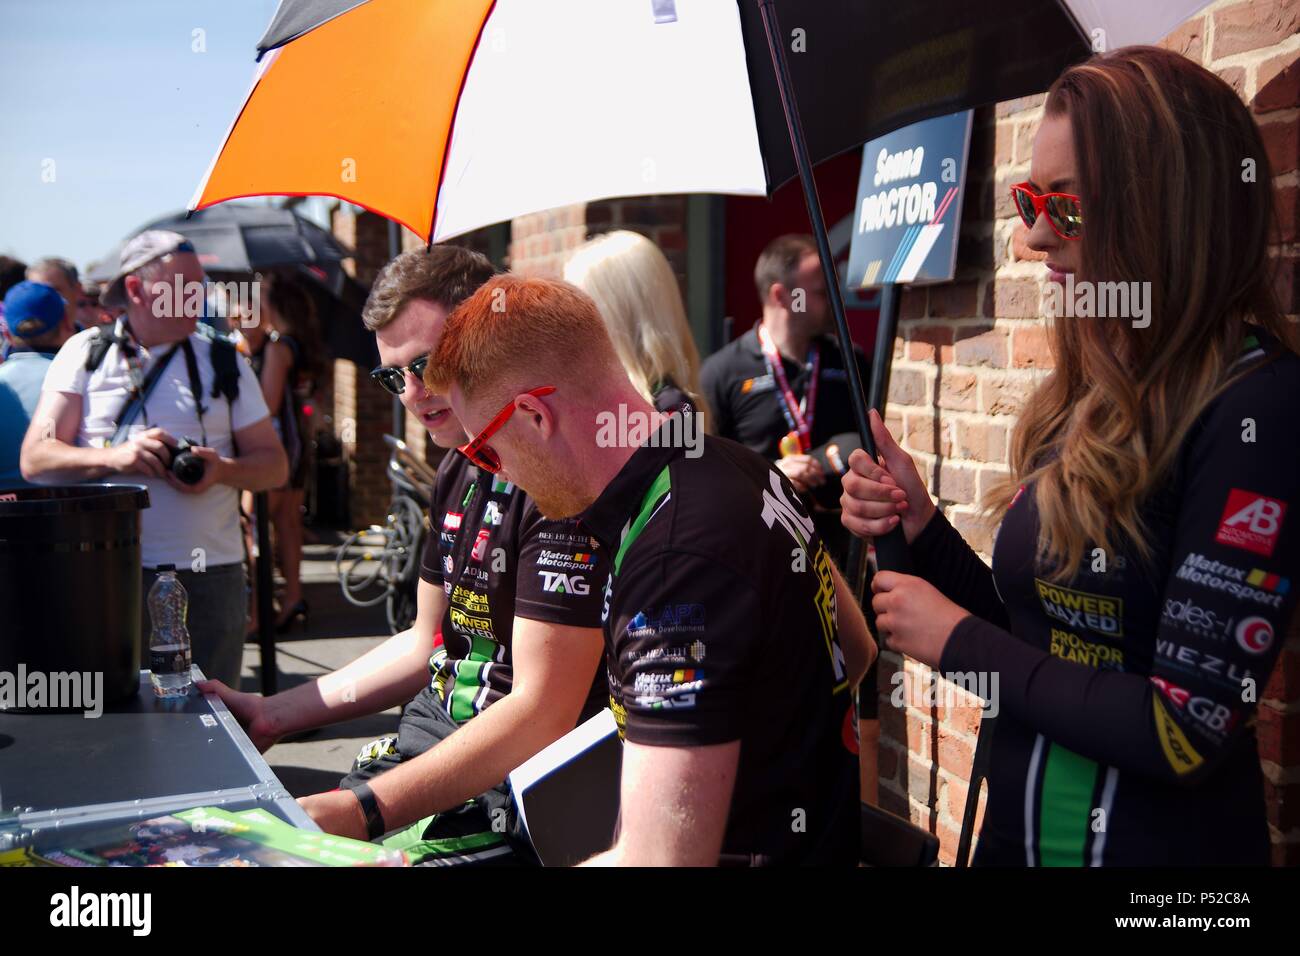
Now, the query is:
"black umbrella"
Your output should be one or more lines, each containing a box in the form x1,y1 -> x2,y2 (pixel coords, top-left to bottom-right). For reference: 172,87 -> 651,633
88,205 -> 350,293
159,204 -> 349,292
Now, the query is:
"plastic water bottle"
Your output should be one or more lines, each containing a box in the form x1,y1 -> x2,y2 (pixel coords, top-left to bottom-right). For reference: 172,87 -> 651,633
148,565 -> 193,698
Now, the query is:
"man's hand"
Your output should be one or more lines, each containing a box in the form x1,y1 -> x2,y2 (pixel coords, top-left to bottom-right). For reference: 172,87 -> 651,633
299,789 -> 368,841
105,427 -> 174,479
776,453 -> 826,493
197,679 -> 281,752
870,571 -> 968,669
162,444 -> 227,495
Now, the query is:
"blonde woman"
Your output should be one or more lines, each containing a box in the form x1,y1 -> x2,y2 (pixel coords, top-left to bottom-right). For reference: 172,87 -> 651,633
563,230 -> 708,430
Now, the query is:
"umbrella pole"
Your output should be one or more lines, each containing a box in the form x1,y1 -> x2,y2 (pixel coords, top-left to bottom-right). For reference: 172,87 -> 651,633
755,0 -> 912,576
255,490 -> 277,695
849,282 -> 901,726
850,280 -> 904,594
389,221 -> 406,439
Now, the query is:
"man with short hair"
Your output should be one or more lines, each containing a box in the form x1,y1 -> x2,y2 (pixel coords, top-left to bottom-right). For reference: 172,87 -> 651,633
202,246 -> 608,865
429,275 -> 876,866
0,281 -> 76,485
27,257 -> 82,329
20,231 -> 287,686
701,234 -> 869,562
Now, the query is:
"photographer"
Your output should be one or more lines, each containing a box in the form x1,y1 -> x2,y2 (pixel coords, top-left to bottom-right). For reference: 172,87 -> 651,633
20,231 -> 287,686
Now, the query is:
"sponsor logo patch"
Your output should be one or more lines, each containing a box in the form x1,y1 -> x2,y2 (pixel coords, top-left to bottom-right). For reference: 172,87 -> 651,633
449,607 -> 494,640
470,529 -> 490,563
627,604 -> 706,638
1176,553 -> 1288,608
1235,616 -> 1274,655
1161,597 -> 1234,641
1150,676 -> 1239,739
631,670 -> 705,699
1152,697 -> 1204,775
1154,639 -> 1254,688
1049,628 -> 1123,669
536,549 -> 599,571
1215,489 -> 1286,557
624,640 -> 707,666
1034,579 -> 1123,638
451,586 -> 489,614
538,571 -> 589,595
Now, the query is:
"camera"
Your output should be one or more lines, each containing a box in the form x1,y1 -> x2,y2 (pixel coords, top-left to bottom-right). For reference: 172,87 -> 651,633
163,437 -> 206,485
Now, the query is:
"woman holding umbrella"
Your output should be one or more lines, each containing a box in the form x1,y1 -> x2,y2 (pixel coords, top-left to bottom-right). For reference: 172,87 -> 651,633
841,46 -> 1300,866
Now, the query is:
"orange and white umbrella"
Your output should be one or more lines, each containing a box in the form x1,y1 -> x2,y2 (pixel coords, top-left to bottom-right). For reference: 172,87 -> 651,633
191,0 -> 1213,246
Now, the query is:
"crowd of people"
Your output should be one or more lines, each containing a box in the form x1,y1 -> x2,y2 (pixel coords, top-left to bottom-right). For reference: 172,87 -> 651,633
0,236 -> 321,684
3,45 -> 1298,866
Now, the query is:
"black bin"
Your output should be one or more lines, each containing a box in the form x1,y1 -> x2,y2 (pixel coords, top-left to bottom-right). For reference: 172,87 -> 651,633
0,484 -> 150,710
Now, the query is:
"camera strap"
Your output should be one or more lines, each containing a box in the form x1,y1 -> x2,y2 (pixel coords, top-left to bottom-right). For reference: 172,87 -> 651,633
179,337 -> 209,448
110,330 -> 183,447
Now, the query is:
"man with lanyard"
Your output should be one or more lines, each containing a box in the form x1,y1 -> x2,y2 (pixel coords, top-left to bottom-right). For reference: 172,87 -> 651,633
701,235 -> 885,803
201,247 -> 606,865
701,234 -> 868,566
21,231 -> 286,686
429,275 -> 878,866
0,282 -> 76,486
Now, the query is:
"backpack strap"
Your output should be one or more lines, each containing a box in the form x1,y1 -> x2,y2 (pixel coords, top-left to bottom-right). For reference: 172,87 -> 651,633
83,323 -> 119,373
207,332 -> 241,404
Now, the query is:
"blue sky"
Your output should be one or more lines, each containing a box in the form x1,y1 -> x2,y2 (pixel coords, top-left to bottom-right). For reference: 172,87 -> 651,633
0,0 -> 284,273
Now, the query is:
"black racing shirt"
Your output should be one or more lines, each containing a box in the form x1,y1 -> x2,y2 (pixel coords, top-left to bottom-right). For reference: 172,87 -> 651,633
700,326 -> 867,507
925,334 -> 1300,865
419,452 -> 607,723
578,421 -> 859,865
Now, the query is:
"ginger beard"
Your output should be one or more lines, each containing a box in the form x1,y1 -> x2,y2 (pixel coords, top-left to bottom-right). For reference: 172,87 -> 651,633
493,429 -> 594,520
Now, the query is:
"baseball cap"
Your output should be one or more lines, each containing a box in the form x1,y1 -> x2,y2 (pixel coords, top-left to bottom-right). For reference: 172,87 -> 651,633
102,230 -> 197,309
2,281 -> 66,339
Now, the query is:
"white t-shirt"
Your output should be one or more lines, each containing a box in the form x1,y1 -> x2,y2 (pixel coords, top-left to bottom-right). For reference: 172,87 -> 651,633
42,326 -> 270,568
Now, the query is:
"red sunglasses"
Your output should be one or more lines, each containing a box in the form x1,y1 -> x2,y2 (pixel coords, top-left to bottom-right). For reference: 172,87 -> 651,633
457,386 -> 557,474
1010,182 -> 1083,241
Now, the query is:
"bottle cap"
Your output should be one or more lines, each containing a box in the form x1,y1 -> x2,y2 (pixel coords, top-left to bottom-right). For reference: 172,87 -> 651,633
156,563 -> 176,572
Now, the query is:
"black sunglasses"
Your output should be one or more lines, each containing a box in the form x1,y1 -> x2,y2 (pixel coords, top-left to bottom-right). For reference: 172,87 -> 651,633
369,354 -> 429,395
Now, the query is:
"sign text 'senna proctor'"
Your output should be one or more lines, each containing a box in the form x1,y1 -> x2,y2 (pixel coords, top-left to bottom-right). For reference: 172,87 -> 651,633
846,110 -> 973,290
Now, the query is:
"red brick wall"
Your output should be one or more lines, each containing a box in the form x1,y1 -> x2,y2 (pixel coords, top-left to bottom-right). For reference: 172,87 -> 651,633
510,195 -> 689,301
877,0 -> 1300,865
331,207 -> 394,529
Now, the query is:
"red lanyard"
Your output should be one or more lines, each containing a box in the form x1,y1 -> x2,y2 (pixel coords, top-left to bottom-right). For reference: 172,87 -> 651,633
757,323 -> 819,453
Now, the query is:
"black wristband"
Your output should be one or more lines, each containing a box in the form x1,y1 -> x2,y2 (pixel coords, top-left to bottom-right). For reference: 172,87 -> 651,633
350,783 -> 386,841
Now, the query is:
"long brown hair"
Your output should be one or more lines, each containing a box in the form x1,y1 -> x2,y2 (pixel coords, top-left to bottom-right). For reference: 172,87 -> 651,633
260,271 -> 324,384
986,46 -> 1297,579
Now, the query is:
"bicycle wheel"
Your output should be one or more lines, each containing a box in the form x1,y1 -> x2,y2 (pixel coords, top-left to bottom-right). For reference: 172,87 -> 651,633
383,495 -> 427,633
336,527 -> 393,608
